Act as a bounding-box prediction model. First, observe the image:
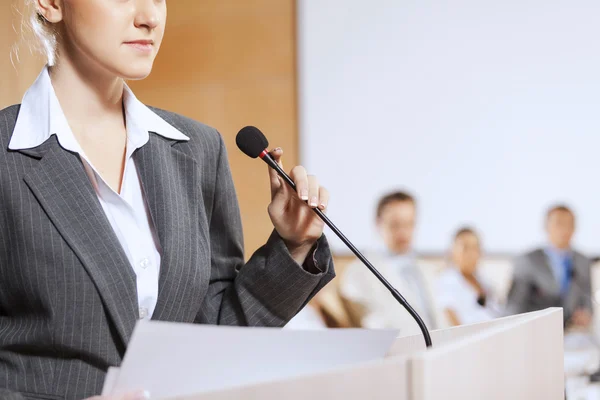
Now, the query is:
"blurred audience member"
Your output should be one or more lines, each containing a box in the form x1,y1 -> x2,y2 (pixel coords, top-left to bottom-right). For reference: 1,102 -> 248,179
340,191 -> 441,334
285,291 -> 352,330
505,205 -> 592,329
436,227 -> 495,326
284,303 -> 327,330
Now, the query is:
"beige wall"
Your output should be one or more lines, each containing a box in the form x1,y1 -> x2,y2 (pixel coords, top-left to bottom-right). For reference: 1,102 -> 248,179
0,0 -> 44,107
0,0 -> 298,259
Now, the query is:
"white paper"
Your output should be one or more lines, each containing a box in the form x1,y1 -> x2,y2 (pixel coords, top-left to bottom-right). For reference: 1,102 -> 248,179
108,321 -> 398,399
101,367 -> 120,396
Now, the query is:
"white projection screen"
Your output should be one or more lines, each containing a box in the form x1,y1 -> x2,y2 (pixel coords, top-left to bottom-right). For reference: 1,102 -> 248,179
297,0 -> 600,255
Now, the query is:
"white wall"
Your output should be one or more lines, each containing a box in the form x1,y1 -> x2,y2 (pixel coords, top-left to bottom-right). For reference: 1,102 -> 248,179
298,0 -> 600,255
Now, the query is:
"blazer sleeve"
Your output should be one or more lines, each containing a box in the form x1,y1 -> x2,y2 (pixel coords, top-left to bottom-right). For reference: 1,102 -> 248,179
194,134 -> 335,326
0,389 -> 24,400
575,256 -> 593,313
504,256 -> 532,316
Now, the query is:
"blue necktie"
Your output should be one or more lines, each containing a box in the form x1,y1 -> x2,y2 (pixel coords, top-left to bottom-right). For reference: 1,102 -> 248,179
561,255 -> 572,297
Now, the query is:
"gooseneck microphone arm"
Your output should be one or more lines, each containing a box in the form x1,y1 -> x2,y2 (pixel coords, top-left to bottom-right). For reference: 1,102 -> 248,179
258,149 -> 433,348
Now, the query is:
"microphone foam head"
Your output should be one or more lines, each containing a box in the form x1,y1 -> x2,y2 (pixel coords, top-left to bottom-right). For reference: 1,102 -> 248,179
236,126 -> 269,158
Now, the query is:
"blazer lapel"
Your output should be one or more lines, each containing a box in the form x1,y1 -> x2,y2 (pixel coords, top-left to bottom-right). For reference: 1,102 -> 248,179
563,253 -> 583,314
21,137 -> 138,347
134,133 -> 207,322
532,250 -> 560,294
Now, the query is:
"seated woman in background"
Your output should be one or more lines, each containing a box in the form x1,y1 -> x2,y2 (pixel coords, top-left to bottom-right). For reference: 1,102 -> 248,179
285,289 -> 354,330
436,227 -> 496,326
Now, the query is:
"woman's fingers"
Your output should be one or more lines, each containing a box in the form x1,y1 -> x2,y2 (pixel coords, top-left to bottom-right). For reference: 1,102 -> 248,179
268,148 -> 284,198
318,186 -> 330,211
290,165 -> 309,201
307,175 -> 320,208
268,152 -> 327,211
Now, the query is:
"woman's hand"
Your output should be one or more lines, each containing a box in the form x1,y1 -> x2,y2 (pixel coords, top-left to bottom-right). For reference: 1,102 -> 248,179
267,148 -> 329,266
85,390 -> 149,400
570,308 -> 592,329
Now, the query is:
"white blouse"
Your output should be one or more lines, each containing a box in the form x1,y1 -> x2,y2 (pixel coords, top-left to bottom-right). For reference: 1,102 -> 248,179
436,267 -> 496,326
10,66 -> 190,320
284,305 -> 327,330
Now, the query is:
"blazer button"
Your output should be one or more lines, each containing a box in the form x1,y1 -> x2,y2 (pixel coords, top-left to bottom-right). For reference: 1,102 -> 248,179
139,307 -> 149,319
140,258 -> 151,269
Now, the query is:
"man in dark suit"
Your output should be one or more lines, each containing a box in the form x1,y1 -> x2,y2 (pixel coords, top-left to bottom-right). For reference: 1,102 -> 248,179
505,205 -> 593,328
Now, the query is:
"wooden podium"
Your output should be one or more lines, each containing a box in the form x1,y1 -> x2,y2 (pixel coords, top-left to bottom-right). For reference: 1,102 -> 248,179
176,308 -> 563,400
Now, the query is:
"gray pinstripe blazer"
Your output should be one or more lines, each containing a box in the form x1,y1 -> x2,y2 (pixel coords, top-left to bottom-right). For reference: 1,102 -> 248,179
505,248 -> 591,323
0,105 -> 334,400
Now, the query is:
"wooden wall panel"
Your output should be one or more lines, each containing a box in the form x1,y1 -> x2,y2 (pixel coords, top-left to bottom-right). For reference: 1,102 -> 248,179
0,0 -> 298,259
0,0 -> 45,108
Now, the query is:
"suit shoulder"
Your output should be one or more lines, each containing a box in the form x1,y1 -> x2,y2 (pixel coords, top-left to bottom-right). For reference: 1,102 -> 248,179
0,104 -> 20,118
512,249 -> 543,272
518,248 -> 543,261
148,107 -> 222,145
573,250 -> 593,265
0,105 -> 21,140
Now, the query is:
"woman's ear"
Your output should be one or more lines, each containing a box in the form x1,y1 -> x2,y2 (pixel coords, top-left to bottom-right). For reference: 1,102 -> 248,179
35,0 -> 64,24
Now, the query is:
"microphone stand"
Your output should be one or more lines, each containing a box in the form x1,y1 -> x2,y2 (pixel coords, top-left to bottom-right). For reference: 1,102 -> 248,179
260,150 -> 433,348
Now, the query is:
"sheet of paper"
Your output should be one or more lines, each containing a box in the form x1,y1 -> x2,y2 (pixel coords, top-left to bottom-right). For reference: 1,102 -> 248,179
108,321 -> 398,399
101,367 -> 120,396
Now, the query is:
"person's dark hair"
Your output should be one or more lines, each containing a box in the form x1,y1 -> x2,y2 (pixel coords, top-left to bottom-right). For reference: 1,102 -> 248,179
453,226 -> 479,242
546,204 -> 575,221
376,191 -> 416,219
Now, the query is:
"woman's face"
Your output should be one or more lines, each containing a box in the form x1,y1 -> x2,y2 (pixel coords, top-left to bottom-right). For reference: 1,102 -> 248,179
451,232 -> 481,275
42,0 -> 167,80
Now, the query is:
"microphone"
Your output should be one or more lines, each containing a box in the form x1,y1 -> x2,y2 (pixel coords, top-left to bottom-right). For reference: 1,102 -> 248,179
236,126 -> 433,348
476,294 -> 487,307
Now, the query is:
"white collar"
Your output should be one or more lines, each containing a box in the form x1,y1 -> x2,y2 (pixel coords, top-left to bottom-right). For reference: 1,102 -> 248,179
387,250 -> 416,261
386,250 -> 417,270
9,66 -> 189,152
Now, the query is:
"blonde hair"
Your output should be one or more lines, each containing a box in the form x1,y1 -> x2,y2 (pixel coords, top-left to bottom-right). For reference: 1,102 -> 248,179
14,0 -> 57,66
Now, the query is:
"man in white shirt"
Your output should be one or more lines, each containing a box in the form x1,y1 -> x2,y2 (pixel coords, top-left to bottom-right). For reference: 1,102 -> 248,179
340,191 -> 442,334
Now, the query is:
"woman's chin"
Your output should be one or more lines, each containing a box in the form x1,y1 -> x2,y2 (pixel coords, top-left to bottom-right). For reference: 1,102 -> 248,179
117,62 -> 154,81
